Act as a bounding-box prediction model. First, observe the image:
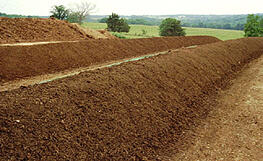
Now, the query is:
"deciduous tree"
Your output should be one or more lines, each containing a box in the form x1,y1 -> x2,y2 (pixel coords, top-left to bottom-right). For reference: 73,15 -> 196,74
106,13 -> 130,32
50,5 -> 69,20
70,1 -> 96,24
244,14 -> 263,37
159,18 -> 185,36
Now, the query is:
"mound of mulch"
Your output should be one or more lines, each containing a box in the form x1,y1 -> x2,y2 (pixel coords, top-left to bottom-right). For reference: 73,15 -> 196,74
0,36 -> 220,83
0,18 -> 92,44
72,23 -> 117,39
0,38 -> 263,160
97,29 -> 118,39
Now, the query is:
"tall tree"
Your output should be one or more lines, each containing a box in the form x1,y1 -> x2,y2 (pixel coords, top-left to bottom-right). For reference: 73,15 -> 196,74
50,5 -> 69,20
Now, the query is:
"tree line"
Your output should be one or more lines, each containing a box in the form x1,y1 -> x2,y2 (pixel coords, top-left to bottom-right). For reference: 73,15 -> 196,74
97,14 -> 263,31
0,12 -> 39,18
182,22 -> 244,30
99,17 -> 162,26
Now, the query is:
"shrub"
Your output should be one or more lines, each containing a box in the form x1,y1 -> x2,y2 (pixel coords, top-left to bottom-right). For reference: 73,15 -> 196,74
244,14 -> 263,37
67,12 -> 81,23
142,29 -> 147,35
99,17 -> 108,23
159,18 -> 186,36
106,13 -> 130,33
112,33 -> 127,39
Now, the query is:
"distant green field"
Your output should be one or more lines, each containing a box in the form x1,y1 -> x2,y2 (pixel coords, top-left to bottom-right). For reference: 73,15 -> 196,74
82,22 -> 244,40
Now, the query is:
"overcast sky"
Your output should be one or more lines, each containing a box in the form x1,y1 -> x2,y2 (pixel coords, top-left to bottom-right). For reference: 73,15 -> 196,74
1,0 -> 262,16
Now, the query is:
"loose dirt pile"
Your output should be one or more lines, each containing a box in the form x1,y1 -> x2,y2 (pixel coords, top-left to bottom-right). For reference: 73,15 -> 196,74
0,18 -> 92,44
0,36 -> 220,83
73,23 -> 117,39
97,29 -> 118,39
1,38 -> 263,160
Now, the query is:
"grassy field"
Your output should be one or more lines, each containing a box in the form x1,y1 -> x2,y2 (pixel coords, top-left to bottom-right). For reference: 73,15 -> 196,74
82,22 -> 244,40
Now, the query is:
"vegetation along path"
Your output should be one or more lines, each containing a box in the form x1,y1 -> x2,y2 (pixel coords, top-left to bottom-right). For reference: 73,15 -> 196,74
171,54 -> 263,160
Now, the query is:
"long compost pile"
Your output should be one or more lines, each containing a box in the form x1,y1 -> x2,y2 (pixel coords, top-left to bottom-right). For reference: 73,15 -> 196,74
0,36 -> 220,83
1,37 -> 263,160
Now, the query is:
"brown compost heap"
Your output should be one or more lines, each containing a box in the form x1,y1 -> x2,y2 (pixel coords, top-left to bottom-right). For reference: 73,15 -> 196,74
1,37 -> 263,160
0,18 -> 92,44
0,36 -> 220,83
72,23 -> 117,39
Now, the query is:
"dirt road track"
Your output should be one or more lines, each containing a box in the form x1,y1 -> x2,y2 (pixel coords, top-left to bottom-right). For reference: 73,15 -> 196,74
171,55 -> 263,161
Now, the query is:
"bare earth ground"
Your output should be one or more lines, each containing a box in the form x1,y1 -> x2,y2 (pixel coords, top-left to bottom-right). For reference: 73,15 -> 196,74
171,55 -> 263,161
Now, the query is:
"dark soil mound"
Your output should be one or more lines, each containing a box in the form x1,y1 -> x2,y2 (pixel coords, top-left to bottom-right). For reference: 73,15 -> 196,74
0,38 -> 263,160
0,18 -> 91,44
0,36 -> 220,83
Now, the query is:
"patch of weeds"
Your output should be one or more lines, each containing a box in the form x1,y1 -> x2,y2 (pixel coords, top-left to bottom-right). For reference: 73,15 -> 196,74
112,32 -> 127,39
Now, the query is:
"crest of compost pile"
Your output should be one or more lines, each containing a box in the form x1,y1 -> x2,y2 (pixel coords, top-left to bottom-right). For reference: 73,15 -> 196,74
1,37 -> 263,160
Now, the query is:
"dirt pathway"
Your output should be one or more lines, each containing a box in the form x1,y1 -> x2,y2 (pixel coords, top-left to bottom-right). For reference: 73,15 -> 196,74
171,55 -> 263,160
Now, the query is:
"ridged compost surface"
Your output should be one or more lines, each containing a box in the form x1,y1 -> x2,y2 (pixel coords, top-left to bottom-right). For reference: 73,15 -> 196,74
0,36 -> 220,83
1,38 -> 263,160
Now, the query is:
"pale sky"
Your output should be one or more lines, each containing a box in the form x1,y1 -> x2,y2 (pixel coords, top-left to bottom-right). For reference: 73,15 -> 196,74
0,0 -> 262,16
